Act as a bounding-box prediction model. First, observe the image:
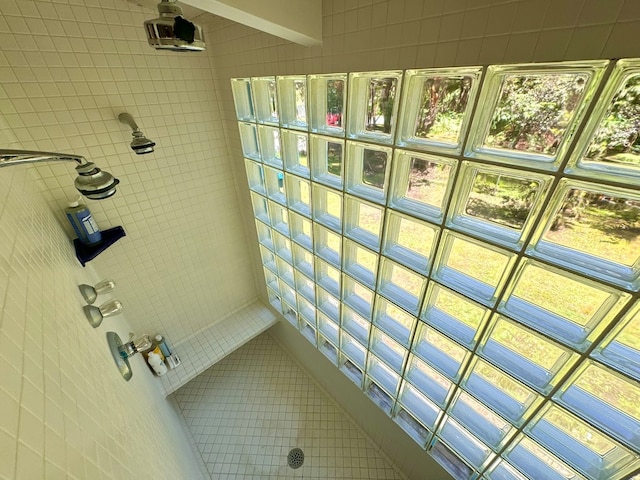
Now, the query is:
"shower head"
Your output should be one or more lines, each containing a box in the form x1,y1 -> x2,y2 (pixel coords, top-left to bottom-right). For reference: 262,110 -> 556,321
0,150 -> 120,200
118,113 -> 156,154
144,0 -> 206,52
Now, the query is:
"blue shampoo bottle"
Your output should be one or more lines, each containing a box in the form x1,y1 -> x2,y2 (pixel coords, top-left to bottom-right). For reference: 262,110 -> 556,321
65,197 -> 102,245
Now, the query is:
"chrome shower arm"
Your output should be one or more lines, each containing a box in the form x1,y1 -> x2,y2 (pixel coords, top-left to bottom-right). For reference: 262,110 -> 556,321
0,149 -> 88,167
118,113 -> 140,132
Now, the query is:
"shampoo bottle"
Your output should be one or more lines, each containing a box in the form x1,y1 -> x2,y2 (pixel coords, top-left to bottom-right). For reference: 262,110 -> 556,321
147,352 -> 168,376
65,197 -> 102,245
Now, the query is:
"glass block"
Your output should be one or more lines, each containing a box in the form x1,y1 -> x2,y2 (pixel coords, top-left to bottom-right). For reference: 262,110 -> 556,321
343,195 -> 383,251
526,404 -> 640,480
310,134 -> 344,189
259,125 -> 283,168
313,224 -> 341,267
347,70 -> 403,145
294,270 -> 315,303
281,129 -> 310,178
554,361 -> 640,451
249,191 -> 269,223
500,259 -> 629,351
276,256 -> 294,287
382,210 -> 439,274
289,211 -> 313,250
340,331 -> 367,368
284,300 -> 298,324
273,230 -> 292,263
527,179 -> 640,291
342,239 -> 378,289
479,315 -> 578,394
268,201 -> 289,237
297,296 -> 316,326
339,354 -> 364,387
437,416 -> 494,470
284,173 -> 311,217
345,141 -> 392,204
432,230 -> 516,307
308,73 -> 347,137
318,334 -> 339,365
372,295 -> 417,347
230,78 -> 254,121
505,435 -> 587,480
397,67 -> 483,154
292,243 -> 314,279
312,184 -> 342,232
316,286 -> 340,322
264,166 -> 286,205
429,439 -> 476,480
238,122 -> 261,160
279,279 -> 297,308
388,149 -> 458,224
461,358 -> 542,426
394,406 -> 432,447
255,220 -> 274,251
484,459 -> 530,480
465,61 -> 607,170
259,245 -> 277,273
364,378 -> 394,415
367,354 -> 401,396
566,59 -> 640,186
592,299 -> 640,380
370,327 -> 408,374
314,257 -> 341,297
342,274 -> 374,319
412,322 -> 470,381
398,381 -> 442,431
341,305 -> 371,346
300,318 -> 317,345
245,159 -> 266,195
277,75 -> 307,130
263,267 -> 279,292
251,76 -> 279,125
421,282 -> 489,349
447,162 -> 553,250
267,287 -> 282,312
377,258 -> 427,315
448,390 -> 515,451
405,354 -> 455,408
318,311 -> 340,346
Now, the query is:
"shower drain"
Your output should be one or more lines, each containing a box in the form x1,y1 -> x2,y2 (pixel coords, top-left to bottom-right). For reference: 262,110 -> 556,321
287,448 -> 305,469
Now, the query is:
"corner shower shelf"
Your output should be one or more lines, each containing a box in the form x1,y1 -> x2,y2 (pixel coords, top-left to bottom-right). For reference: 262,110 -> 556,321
74,226 -> 126,266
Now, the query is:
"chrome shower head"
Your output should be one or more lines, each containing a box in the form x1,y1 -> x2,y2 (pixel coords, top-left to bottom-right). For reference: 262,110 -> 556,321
144,0 -> 206,52
0,149 -> 120,200
118,113 -> 155,154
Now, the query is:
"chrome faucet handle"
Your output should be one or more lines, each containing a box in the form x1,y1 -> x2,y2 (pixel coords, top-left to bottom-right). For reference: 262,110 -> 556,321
83,299 -> 123,328
78,279 -> 116,304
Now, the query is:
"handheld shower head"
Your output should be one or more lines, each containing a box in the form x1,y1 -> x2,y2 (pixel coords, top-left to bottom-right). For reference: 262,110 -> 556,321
118,113 -> 156,154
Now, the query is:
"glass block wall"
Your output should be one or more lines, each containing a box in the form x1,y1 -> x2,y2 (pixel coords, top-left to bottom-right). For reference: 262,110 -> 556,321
232,59 -> 640,480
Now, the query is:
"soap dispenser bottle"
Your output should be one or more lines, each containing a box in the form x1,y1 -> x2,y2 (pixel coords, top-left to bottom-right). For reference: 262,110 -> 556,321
65,196 -> 102,245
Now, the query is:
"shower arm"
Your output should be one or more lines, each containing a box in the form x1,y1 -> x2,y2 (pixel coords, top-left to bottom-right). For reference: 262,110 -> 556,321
0,149 -> 89,168
118,113 -> 141,133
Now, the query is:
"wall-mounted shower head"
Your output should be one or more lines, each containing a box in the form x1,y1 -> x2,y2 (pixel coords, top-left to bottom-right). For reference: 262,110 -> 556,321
0,150 -> 120,200
118,113 -> 156,154
144,0 -> 206,52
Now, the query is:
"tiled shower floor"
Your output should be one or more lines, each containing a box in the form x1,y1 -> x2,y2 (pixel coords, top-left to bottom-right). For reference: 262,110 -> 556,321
172,332 -> 407,479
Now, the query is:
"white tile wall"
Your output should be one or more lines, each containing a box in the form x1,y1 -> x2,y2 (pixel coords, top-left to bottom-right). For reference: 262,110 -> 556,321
0,0 -> 261,362
172,332 -> 407,480
0,165 -> 206,479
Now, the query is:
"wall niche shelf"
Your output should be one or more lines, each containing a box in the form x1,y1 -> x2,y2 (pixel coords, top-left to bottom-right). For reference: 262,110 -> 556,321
74,226 -> 126,266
